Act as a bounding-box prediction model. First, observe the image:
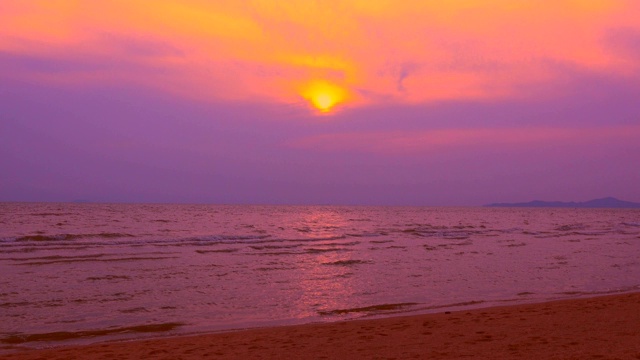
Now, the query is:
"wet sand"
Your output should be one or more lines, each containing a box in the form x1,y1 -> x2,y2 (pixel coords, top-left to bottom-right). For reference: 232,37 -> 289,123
3,292 -> 640,360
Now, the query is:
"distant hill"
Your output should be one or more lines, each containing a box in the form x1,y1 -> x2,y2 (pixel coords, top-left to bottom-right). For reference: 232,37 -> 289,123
485,197 -> 640,208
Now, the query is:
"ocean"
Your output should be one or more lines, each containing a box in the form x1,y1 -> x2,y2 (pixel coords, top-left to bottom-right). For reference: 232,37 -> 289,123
1,203 -> 639,351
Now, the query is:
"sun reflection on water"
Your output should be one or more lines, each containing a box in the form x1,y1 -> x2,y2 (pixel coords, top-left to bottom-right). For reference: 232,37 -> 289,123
288,208 -> 361,316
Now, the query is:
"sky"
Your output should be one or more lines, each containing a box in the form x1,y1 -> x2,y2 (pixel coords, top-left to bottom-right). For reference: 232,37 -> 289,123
1,0 -> 639,206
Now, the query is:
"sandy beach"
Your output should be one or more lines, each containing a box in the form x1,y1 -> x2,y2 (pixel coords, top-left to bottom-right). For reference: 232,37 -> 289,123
2,292 -> 639,360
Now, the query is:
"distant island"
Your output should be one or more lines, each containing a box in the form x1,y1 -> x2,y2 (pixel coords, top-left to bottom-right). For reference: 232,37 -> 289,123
485,197 -> 640,208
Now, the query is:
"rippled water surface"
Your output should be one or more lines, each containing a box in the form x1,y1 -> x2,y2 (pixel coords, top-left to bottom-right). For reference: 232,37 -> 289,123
1,203 -> 639,351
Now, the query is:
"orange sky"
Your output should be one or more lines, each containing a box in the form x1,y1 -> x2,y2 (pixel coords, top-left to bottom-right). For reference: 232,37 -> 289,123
1,0 -> 639,112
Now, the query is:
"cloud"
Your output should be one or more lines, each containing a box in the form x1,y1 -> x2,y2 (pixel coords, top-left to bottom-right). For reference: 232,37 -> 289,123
97,33 -> 185,59
605,27 -> 640,73
1,1 -> 639,109
287,126 -> 640,155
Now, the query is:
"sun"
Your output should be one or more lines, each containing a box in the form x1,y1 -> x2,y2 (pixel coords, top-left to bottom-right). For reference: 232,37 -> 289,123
312,93 -> 336,112
302,80 -> 347,113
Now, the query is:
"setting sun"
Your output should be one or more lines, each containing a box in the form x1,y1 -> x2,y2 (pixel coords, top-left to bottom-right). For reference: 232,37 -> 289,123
302,80 -> 348,113
312,93 -> 336,112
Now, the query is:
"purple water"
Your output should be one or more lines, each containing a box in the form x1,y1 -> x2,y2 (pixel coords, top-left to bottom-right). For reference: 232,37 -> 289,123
1,203 -> 639,351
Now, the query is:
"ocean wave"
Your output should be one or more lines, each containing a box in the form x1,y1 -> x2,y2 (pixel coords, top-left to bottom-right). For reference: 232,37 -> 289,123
305,247 -> 353,254
195,248 -> 240,254
14,233 -> 135,242
554,224 -> 587,231
85,275 -> 131,281
0,233 -> 373,252
28,213 -> 76,217
318,302 -> 418,316
369,239 -> 394,244
321,259 -> 373,266
249,244 -> 302,250
555,285 -> 640,297
1,322 -> 184,344
314,241 -> 360,247
13,254 -> 180,266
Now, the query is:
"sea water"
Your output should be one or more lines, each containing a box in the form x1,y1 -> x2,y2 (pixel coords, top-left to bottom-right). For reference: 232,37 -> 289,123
1,203 -> 639,351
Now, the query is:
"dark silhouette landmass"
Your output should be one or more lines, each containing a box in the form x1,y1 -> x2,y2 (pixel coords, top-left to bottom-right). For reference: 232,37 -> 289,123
485,197 -> 640,208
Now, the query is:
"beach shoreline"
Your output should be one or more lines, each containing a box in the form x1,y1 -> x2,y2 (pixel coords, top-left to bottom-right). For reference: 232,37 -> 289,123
2,292 -> 639,360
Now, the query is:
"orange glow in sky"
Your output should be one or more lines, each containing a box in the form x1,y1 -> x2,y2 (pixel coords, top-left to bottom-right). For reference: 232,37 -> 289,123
1,1 -> 639,114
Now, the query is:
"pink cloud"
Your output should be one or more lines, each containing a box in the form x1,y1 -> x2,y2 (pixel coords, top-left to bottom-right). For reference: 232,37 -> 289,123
2,1 -> 640,110
287,126 -> 640,154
